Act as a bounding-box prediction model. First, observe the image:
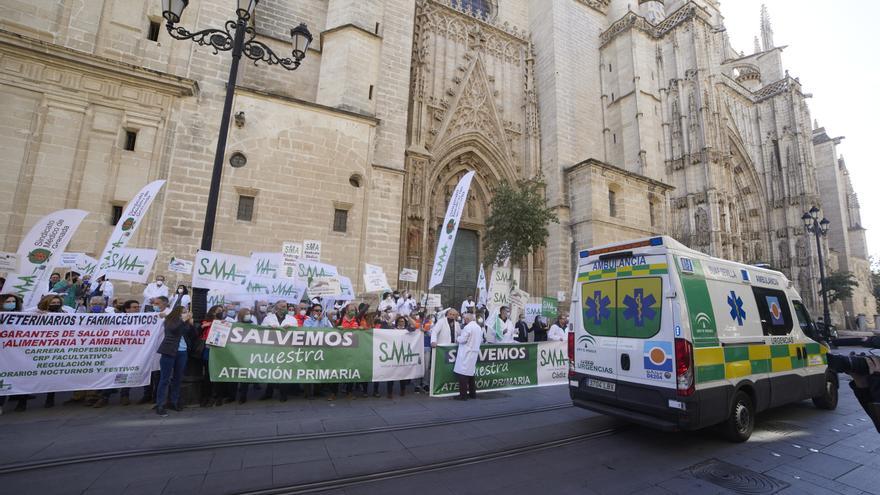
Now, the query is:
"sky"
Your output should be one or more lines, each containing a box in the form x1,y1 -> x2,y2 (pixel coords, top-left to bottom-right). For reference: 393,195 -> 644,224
720,0 -> 880,264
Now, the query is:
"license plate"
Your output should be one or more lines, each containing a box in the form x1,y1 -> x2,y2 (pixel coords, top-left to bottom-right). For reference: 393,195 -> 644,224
586,378 -> 615,392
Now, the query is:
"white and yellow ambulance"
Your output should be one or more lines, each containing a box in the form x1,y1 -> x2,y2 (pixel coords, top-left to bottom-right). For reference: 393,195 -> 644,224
567,236 -> 836,441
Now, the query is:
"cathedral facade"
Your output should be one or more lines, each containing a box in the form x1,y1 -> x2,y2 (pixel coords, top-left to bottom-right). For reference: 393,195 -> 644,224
0,0 -> 874,325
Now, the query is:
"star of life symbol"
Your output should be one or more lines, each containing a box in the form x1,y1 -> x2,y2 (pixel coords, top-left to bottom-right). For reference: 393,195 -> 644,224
585,290 -> 611,326
623,288 -> 656,327
727,290 -> 746,326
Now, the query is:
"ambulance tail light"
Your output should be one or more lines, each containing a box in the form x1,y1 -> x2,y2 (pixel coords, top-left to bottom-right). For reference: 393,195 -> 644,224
567,331 -> 576,378
675,338 -> 694,397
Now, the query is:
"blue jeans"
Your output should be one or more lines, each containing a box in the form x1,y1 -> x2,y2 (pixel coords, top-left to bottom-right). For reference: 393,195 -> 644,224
156,352 -> 187,409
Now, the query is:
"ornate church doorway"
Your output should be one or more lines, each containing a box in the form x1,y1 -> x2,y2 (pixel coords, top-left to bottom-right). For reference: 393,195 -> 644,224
434,228 -> 479,311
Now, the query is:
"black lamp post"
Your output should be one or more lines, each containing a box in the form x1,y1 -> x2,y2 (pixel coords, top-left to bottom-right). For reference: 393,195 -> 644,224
161,0 -> 311,322
802,206 -> 832,328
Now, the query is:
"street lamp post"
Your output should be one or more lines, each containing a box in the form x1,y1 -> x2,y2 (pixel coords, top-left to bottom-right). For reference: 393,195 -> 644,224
160,0 -> 311,321
802,206 -> 832,328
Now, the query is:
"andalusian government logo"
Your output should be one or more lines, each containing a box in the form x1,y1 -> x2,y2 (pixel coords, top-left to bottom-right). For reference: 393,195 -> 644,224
445,219 -> 455,235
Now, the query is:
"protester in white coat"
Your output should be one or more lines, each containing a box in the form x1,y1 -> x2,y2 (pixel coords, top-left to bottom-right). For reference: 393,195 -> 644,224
460,295 -> 476,315
547,314 -> 569,342
485,306 -> 515,344
142,275 -> 169,311
430,309 -> 460,346
261,301 -> 300,328
453,313 -> 482,400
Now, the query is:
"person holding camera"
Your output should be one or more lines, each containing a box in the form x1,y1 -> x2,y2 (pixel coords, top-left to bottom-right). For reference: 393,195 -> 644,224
847,354 -> 880,433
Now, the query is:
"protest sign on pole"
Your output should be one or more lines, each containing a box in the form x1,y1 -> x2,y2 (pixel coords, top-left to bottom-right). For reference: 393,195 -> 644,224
363,263 -> 391,293
1,209 -> 89,308
192,250 -> 250,291
59,252 -> 82,268
73,254 -> 98,278
0,252 -> 19,273
557,291 -> 566,302
541,297 -> 559,320
280,242 -> 301,279
337,276 -> 355,301
308,276 -> 342,298
477,264 -> 487,306
302,240 -> 321,262
425,293 -> 441,309
398,268 -> 418,282
102,248 -> 157,283
94,180 -> 165,280
296,260 -> 337,286
509,288 -> 529,319
249,252 -> 281,279
209,326 -> 424,383
428,171 -> 475,289
168,257 -> 194,275
0,312 -> 164,394
524,303 -> 543,324
429,341 -> 568,397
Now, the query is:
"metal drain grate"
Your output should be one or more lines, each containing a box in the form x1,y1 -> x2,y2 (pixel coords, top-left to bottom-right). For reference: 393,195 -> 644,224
689,459 -> 789,494
758,421 -> 803,435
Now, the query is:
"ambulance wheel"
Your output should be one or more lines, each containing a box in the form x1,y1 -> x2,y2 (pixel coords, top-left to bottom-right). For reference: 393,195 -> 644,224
722,391 -> 754,442
812,372 -> 838,410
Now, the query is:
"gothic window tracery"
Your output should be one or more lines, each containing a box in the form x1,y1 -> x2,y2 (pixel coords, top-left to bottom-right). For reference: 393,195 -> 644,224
452,0 -> 495,21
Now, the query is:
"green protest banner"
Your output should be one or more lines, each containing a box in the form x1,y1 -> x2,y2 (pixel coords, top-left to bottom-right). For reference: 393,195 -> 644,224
209,326 -> 424,383
541,297 -> 559,319
429,341 -> 568,397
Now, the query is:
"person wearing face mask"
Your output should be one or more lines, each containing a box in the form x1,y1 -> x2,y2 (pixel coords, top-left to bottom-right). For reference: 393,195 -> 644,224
547,313 -> 569,342
454,313 -> 483,400
294,302 -> 308,326
377,292 -> 395,314
514,313 -> 530,343
52,271 -> 83,310
485,306 -> 516,344
0,294 -> 27,414
303,305 -> 336,400
155,305 -> 196,416
89,275 -> 114,307
142,276 -> 169,312
431,309 -> 460,347
170,285 -> 191,311
137,297 -> 171,404
196,305 -> 226,407
530,315 -> 548,342
260,301 -> 299,402
253,300 -> 269,325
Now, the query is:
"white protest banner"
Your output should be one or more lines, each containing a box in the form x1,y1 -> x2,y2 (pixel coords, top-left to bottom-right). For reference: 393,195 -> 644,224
426,293 -> 441,309
398,268 -> 418,282
206,320 -> 232,348
302,240 -> 321,262
429,171 -> 475,288
250,251 -> 281,279
192,250 -> 250,291
0,312 -> 163,394
94,180 -> 165,280
338,276 -> 355,301
0,252 -> 19,272
168,257 -> 194,275
525,303 -> 543,324
59,252 -> 82,268
487,265 -> 512,310
509,288 -> 529,319
296,260 -> 338,285
363,263 -> 391,293
280,242 -> 301,279
102,248 -> 157,283
207,289 -> 228,307
308,276 -> 342,298
233,275 -> 306,304
557,291 -> 566,302
1,209 -> 89,308
477,264 -> 487,306
74,254 -> 98,278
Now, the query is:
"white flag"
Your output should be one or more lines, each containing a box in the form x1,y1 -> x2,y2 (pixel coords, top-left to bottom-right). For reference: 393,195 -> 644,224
477,264 -> 487,306
429,171 -> 475,289
1,209 -> 88,307
94,180 -> 165,280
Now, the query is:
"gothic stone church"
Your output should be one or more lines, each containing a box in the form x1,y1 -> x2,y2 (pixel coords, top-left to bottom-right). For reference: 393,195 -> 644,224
0,0 -> 873,325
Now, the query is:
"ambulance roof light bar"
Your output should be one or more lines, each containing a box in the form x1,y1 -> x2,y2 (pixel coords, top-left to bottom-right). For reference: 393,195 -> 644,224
579,237 -> 663,259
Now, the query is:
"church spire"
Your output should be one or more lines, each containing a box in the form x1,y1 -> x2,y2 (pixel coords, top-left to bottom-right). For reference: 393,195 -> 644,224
753,36 -> 761,54
760,4 -> 775,51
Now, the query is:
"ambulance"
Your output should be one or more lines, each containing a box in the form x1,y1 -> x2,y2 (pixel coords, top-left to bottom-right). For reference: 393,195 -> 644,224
567,236 -> 836,441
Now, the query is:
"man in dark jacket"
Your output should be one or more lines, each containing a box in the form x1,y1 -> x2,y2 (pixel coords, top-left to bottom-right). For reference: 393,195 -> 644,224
848,354 -> 880,433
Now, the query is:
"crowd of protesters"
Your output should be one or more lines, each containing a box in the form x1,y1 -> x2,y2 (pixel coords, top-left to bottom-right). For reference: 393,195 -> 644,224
0,273 -> 570,415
